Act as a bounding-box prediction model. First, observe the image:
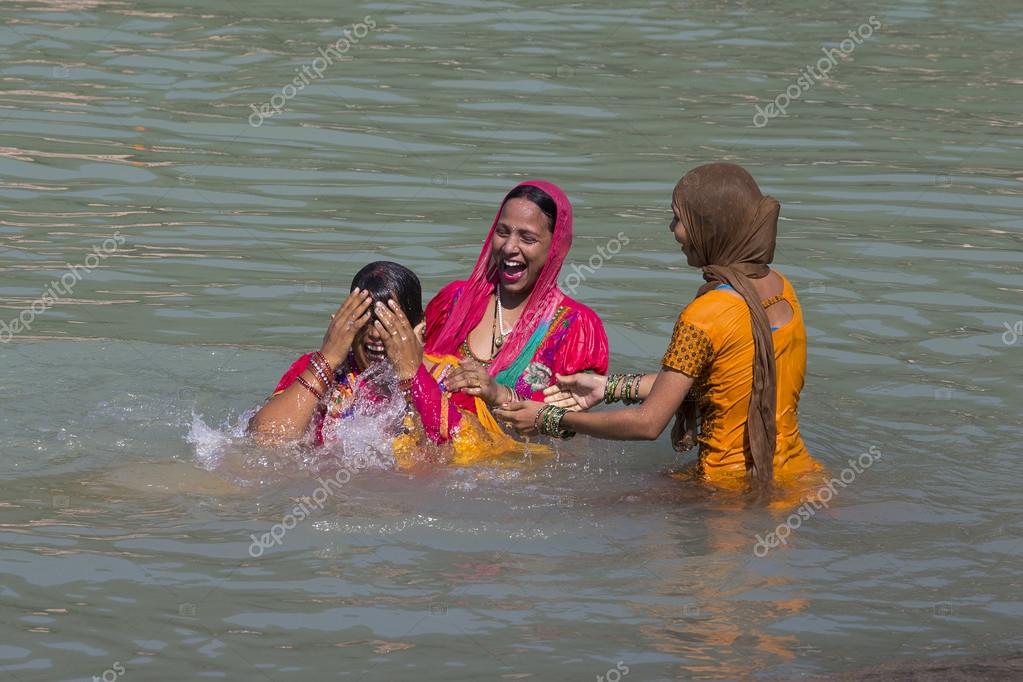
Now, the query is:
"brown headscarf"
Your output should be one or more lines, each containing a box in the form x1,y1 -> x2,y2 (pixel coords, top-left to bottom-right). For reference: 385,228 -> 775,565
670,162 -> 780,489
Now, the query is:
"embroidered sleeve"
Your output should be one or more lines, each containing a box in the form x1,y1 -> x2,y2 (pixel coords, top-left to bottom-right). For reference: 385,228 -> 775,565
661,318 -> 714,378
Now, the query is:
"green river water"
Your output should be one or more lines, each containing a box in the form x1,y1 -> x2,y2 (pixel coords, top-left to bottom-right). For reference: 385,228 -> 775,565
1,0 -> 1021,680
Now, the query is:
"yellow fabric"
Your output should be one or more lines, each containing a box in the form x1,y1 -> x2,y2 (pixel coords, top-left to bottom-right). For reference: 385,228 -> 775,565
391,353 -> 552,469
662,272 -> 819,482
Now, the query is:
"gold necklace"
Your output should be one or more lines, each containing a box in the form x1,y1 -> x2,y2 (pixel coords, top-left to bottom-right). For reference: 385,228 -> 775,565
461,339 -> 492,365
492,296 -> 504,350
493,285 -> 513,350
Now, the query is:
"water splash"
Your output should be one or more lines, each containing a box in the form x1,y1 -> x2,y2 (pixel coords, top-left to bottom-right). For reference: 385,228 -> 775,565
185,409 -> 251,471
183,361 -> 410,485
318,361 -> 407,470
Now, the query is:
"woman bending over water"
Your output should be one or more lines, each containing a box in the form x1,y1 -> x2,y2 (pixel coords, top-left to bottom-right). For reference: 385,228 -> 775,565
248,261 -> 529,466
497,163 -> 819,489
428,180 -> 609,407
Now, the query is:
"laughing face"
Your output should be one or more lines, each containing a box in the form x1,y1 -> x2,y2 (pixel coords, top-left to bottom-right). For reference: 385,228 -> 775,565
349,293 -> 426,372
351,312 -> 387,371
490,197 -> 553,298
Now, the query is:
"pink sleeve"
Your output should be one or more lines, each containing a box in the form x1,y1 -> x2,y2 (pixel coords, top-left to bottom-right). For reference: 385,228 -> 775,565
555,305 -> 610,376
424,281 -> 464,351
273,353 -> 314,394
410,364 -> 462,444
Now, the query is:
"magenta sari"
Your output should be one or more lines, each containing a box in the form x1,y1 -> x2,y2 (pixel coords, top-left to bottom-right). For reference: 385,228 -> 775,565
424,180 -> 609,401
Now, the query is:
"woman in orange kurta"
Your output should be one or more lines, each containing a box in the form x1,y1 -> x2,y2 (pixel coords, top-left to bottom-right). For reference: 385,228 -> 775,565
496,162 -> 819,490
657,273 -> 817,485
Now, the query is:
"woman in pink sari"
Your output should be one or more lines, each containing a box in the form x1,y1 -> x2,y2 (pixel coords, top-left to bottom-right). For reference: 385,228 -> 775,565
429,180 -> 609,410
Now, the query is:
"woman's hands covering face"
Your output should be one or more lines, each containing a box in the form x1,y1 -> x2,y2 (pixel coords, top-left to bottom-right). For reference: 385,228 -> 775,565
373,299 -> 424,381
321,288 -> 373,367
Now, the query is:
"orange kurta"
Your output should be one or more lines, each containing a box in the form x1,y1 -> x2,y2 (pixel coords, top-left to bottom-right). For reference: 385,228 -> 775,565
662,272 -> 817,482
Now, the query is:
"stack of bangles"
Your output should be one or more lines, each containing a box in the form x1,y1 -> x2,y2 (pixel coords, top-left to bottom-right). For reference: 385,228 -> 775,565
534,405 -> 575,439
604,373 -> 644,405
295,351 -> 336,402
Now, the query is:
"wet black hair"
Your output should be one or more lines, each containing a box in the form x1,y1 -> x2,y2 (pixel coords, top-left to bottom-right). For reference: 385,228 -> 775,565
350,261 -> 424,326
503,184 -> 557,232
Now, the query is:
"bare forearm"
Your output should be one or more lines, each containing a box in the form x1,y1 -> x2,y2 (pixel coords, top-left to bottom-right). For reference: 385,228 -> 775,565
248,370 -> 323,442
556,369 -> 692,442
560,404 -> 665,441
606,373 -> 658,402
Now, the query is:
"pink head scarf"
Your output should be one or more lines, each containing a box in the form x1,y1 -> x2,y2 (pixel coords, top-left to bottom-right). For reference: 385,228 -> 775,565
426,180 -> 573,377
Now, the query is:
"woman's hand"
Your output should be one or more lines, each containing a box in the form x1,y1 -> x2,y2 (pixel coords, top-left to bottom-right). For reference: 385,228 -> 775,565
542,373 -> 606,411
374,299 -> 424,381
444,359 -> 507,405
493,400 -> 543,436
670,406 -> 695,453
321,289 -> 373,367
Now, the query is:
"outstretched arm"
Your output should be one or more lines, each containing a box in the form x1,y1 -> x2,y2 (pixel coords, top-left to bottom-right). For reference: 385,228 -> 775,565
542,372 -> 658,410
497,367 -> 693,441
